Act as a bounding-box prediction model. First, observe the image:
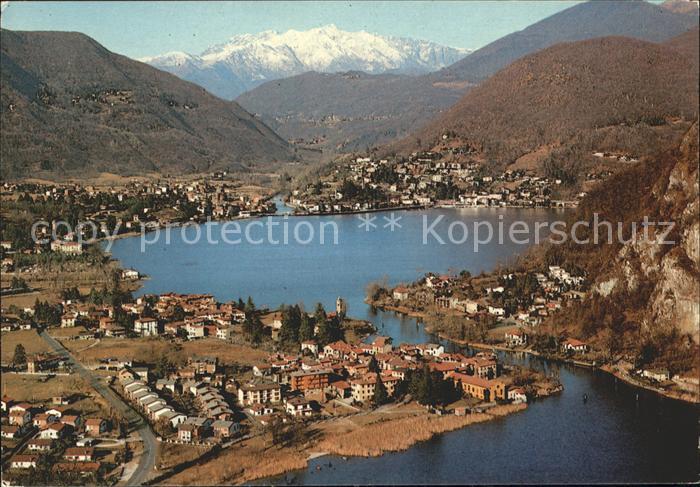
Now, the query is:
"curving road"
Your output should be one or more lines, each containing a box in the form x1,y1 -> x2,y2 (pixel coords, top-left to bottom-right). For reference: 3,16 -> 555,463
40,330 -> 157,485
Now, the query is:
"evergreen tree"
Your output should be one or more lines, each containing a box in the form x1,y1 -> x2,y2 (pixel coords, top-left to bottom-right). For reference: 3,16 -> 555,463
368,355 -> 380,373
299,314 -> 315,342
409,364 -> 435,406
435,374 -> 461,405
13,344 -> 26,368
313,303 -> 327,324
247,314 -> 264,345
326,315 -> 344,343
154,354 -> 173,379
314,303 -> 331,345
245,296 -> 256,314
279,304 -> 301,345
372,373 -> 389,407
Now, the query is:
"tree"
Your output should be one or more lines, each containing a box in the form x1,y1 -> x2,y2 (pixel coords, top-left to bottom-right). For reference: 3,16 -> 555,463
368,356 -> 380,373
10,276 -> 28,291
279,304 -> 301,345
409,365 -> 434,406
154,354 -> 174,379
435,374 -> 461,405
171,305 -> 186,321
60,286 -> 80,301
299,314 -> 315,342
243,312 -> 264,345
372,373 -> 389,407
154,417 -> 173,437
13,344 -> 27,368
106,214 -> 118,236
313,303 -> 327,324
313,303 -> 331,345
245,296 -> 256,315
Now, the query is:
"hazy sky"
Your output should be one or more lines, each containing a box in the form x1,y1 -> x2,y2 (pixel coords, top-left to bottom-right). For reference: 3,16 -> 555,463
0,1 -> 667,59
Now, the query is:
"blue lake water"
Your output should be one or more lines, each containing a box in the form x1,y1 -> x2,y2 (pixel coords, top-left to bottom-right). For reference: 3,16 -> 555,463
107,205 -> 699,484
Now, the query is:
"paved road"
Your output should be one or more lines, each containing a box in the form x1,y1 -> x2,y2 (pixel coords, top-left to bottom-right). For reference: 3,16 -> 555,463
40,331 -> 157,485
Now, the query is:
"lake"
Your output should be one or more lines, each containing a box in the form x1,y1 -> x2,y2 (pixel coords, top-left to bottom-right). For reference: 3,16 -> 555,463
108,205 -> 699,484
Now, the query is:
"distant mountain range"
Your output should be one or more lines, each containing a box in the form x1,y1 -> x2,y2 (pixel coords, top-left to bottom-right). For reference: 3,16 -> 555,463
140,25 -> 471,100
1,1 -> 697,179
0,29 -> 295,178
237,0 -> 698,153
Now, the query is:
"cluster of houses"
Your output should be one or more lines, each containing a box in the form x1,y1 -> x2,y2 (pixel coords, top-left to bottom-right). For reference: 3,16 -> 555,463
0,178 -> 276,259
233,334 -> 528,426
392,265 -> 588,332
57,293 -> 247,341
289,149 -> 587,215
1,395 -> 112,479
116,360 -> 239,445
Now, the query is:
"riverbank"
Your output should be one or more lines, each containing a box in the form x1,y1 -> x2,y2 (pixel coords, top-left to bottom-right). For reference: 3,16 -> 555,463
163,402 -> 527,485
315,403 -> 527,458
600,363 -> 700,404
370,301 -> 699,405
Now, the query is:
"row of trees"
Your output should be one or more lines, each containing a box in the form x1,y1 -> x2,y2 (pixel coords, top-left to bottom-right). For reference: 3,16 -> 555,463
278,303 -> 344,349
407,365 -> 462,407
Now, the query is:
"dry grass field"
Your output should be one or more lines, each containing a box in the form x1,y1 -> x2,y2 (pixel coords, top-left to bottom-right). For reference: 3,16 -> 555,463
316,403 -> 527,457
166,435 -> 307,485
1,329 -> 51,364
163,402 -> 527,485
67,336 -> 269,367
156,442 -> 212,471
1,373 -> 112,417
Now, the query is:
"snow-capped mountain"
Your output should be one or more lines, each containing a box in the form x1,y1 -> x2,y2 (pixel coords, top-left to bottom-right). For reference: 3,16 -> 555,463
140,25 -> 471,99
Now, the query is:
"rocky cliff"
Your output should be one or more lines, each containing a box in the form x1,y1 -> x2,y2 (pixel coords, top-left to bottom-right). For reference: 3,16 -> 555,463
544,122 -> 698,371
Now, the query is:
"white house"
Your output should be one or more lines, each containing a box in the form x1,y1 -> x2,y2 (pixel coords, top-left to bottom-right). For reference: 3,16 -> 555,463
393,287 -> 410,301
11,454 -> 39,469
641,368 -> 671,382
505,330 -> 528,347
488,306 -> 506,317
300,340 -> 319,356
561,338 -> 589,354
134,317 -> 159,336
285,397 -> 313,417
508,387 -> 528,403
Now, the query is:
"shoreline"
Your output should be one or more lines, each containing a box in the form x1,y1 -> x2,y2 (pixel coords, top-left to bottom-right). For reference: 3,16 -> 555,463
238,403 -> 528,485
285,202 -> 573,218
370,301 -> 699,405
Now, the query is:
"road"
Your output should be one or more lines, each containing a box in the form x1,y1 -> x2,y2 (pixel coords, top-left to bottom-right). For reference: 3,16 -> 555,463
39,330 -> 157,486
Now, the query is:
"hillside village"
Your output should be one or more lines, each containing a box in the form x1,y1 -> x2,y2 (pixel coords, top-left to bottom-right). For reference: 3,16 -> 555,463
0,177 -> 276,257
377,265 -> 588,335
287,144 -> 626,215
370,264 -> 699,400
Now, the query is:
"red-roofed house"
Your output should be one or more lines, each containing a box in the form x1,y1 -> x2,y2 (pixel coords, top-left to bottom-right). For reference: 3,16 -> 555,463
11,454 -> 39,469
64,447 -> 95,462
561,338 -> 589,354
85,418 -> 108,436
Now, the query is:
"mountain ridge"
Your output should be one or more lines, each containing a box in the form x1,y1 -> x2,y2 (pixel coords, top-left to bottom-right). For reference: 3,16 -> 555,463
0,29 -> 295,178
390,35 -> 699,168
141,25 -> 471,100
237,0 -> 698,154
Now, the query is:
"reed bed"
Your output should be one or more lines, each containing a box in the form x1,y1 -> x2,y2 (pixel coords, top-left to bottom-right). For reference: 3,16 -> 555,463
166,437 -> 308,485
318,403 -> 527,457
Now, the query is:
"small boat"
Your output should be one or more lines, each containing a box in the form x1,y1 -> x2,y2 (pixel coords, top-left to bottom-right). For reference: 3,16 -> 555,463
583,393 -> 588,403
